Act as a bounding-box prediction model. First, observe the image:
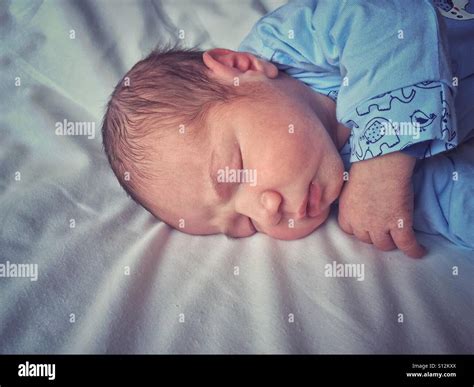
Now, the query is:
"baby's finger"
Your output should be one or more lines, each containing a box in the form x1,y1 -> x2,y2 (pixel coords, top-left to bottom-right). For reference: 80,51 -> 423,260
354,229 -> 372,244
390,228 -> 426,258
369,231 -> 397,251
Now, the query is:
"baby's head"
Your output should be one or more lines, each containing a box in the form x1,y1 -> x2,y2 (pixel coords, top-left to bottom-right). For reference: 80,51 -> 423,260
102,45 -> 347,240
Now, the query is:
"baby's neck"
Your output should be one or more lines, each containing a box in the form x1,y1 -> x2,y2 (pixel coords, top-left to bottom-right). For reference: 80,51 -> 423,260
307,89 -> 351,150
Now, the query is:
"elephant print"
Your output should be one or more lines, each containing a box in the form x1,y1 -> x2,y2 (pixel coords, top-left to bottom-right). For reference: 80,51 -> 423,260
356,87 -> 416,116
353,117 -> 401,160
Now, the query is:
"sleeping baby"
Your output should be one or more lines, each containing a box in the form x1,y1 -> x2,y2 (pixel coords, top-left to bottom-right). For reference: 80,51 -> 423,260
101,0 -> 474,257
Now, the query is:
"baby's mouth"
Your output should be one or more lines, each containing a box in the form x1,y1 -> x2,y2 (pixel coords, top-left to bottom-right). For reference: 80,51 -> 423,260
307,182 -> 323,217
297,192 -> 310,218
296,182 -> 323,219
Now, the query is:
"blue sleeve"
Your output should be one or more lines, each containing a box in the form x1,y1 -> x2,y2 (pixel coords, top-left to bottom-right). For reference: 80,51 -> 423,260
347,81 -> 457,161
239,0 -> 458,161
239,0 -> 342,100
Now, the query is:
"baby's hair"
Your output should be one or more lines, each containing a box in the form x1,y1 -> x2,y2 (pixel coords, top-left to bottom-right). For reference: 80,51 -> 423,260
101,44 -> 240,216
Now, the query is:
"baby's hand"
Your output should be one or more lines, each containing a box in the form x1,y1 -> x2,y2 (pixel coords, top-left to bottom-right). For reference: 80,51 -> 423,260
337,152 -> 426,258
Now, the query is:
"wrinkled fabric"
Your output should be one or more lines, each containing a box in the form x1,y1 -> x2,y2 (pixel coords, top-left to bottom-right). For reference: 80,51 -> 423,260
0,0 -> 473,354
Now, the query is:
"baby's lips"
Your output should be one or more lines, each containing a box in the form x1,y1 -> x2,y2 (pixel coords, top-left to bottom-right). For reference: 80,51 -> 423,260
307,182 -> 322,218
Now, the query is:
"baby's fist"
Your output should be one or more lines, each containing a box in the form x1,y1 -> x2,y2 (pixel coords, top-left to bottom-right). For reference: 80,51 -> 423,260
338,152 -> 426,258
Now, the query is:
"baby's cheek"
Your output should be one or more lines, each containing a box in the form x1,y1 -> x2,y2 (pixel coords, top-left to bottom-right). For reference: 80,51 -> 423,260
263,150 -> 311,184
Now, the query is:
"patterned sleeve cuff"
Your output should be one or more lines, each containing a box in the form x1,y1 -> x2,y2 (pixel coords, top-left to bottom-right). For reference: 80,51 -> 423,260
342,81 -> 457,162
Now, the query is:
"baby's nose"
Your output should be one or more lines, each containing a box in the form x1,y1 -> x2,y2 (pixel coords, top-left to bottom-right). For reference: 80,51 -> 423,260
260,191 -> 282,215
260,190 -> 308,223
256,191 -> 282,227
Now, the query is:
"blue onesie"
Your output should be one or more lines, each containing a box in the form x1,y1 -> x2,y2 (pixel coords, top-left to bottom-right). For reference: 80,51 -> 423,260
239,0 -> 474,249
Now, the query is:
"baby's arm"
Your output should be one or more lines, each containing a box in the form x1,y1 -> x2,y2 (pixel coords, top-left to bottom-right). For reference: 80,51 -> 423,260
338,151 -> 425,258
330,1 -> 456,256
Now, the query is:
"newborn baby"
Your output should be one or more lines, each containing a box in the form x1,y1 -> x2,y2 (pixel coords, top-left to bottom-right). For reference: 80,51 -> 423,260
102,0 -> 474,257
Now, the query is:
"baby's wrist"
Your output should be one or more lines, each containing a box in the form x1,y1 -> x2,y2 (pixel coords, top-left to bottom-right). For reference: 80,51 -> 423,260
350,151 -> 416,181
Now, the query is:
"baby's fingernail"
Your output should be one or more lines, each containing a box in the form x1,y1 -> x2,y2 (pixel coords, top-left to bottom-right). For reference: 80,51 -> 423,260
414,245 -> 427,258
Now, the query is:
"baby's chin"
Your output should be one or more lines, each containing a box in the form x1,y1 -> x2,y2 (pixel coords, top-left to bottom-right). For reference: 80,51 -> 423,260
261,207 -> 331,241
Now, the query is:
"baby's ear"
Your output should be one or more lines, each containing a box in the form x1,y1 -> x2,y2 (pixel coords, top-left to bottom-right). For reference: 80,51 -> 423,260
203,48 -> 278,84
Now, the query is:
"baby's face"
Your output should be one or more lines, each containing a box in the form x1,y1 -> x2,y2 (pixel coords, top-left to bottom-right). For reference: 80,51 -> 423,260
149,71 -> 348,240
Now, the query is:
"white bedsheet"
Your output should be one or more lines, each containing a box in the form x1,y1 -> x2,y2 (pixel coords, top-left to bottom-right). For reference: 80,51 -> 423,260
0,0 -> 473,354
